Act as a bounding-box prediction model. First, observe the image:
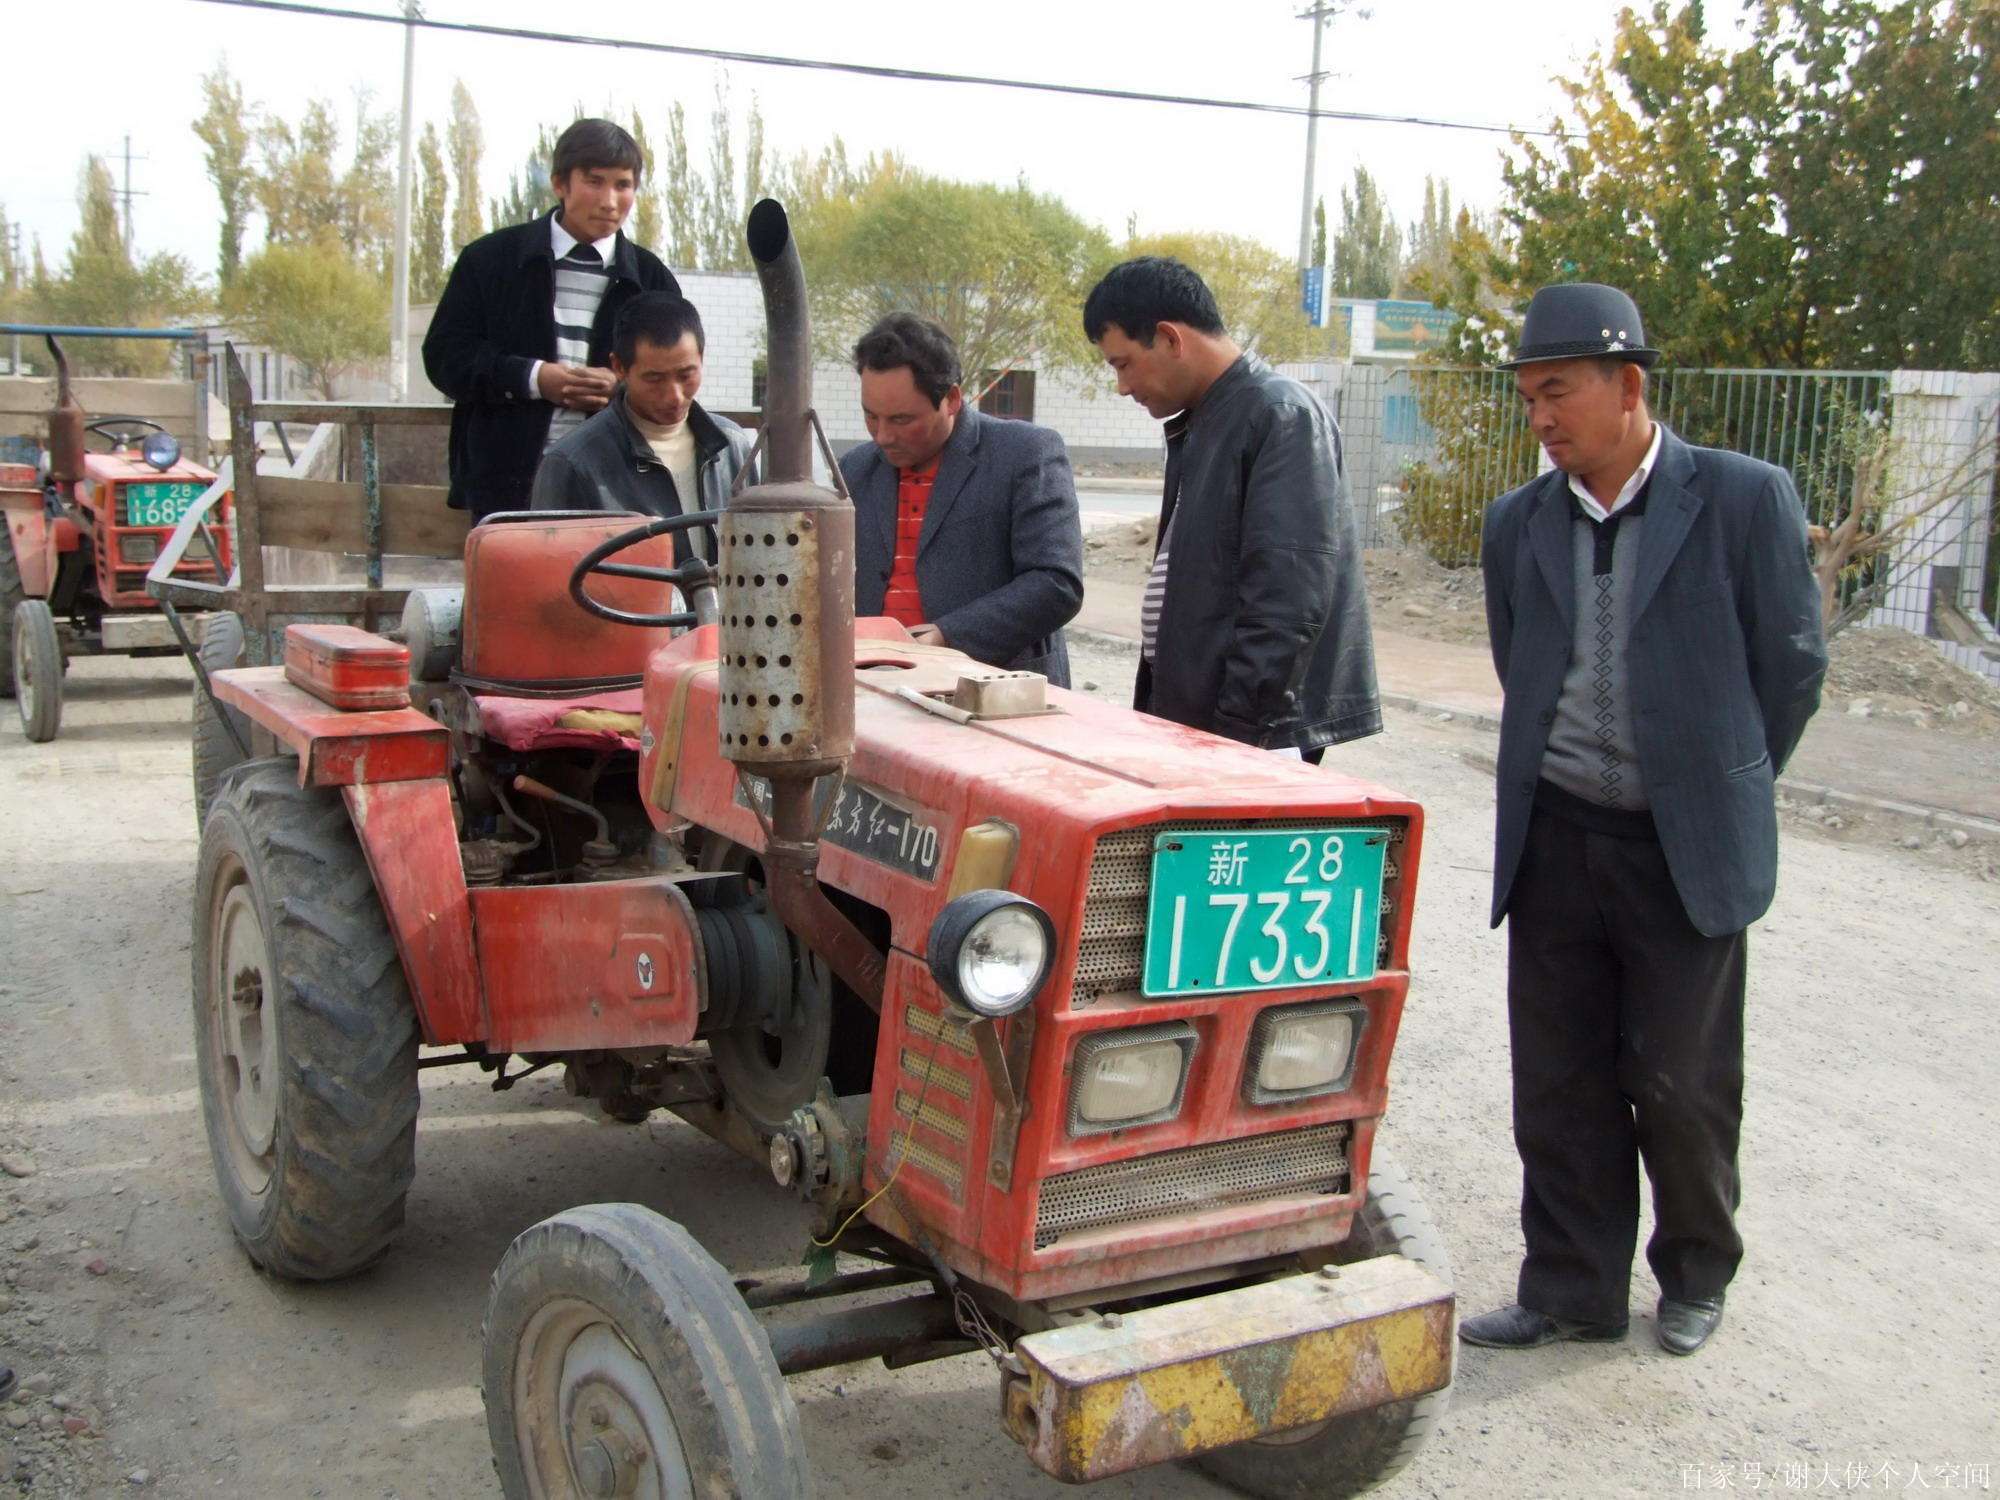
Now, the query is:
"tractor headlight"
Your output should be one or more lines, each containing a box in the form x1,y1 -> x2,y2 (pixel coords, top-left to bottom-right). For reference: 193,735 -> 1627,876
117,534 -> 160,564
1244,999 -> 1365,1105
926,889 -> 1054,1020
1068,1022 -> 1197,1135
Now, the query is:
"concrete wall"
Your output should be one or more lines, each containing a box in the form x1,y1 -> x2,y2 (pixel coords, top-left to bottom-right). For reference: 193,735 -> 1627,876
0,377 -> 210,453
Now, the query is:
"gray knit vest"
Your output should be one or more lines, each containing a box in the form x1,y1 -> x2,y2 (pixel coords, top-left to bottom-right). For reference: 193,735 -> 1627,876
1540,505 -> 1649,810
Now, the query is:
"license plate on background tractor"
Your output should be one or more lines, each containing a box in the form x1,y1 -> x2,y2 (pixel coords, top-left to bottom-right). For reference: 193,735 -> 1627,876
123,481 -> 205,528
1144,827 -> 1389,997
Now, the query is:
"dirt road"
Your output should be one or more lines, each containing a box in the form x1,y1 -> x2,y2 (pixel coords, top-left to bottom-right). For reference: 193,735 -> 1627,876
2,643 -> 1995,1498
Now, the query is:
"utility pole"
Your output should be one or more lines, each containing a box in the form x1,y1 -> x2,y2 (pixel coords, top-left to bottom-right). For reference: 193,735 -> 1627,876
1296,4 -> 1333,274
115,135 -> 149,254
8,225 -> 20,375
388,0 -> 422,401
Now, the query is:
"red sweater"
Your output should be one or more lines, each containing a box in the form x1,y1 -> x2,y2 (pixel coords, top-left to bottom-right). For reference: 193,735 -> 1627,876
882,460 -> 937,627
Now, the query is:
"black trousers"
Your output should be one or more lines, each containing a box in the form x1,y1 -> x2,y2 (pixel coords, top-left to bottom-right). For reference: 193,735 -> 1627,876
1507,804 -> 1746,1323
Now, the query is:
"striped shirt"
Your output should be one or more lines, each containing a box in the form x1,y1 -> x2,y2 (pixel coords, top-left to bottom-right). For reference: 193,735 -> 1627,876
1140,413 -> 1190,664
537,220 -> 618,450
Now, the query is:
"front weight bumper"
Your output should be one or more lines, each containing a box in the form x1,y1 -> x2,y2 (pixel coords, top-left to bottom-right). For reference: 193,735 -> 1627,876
1000,1255 -> 1454,1483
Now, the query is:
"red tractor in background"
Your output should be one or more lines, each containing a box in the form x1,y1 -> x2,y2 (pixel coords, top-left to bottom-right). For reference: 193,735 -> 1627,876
157,203 -> 1454,1499
1,327 -> 231,741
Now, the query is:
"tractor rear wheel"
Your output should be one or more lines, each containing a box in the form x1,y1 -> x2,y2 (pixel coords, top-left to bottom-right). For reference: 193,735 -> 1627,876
483,1203 -> 811,1500
1190,1151 -> 1453,1500
0,529 -> 23,697
12,600 -> 63,742
192,758 -> 418,1279
192,611 -> 251,824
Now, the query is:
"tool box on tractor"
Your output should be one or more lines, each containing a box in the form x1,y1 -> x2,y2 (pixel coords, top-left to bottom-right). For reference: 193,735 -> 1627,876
153,202 -> 1454,1499
2,326 -> 232,742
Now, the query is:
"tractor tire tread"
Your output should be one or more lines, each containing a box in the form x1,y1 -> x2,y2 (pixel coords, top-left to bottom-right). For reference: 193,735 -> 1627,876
192,612 -> 252,825
196,759 -> 418,1280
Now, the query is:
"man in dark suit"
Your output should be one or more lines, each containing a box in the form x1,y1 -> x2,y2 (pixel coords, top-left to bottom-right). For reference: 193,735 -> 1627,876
839,314 -> 1083,685
1460,284 -> 1826,1359
423,118 -> 680,521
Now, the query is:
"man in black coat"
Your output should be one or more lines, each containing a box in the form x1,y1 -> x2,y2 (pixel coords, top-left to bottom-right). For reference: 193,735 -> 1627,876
1460,284 -> 1826,1358
1083,257 -> 1379,757
839,314 -> 1083,686
423,118 -> 680,521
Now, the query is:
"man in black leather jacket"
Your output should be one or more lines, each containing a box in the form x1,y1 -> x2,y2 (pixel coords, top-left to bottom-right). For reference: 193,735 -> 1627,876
528,293 -> 752,563
1083,257 -> 1380,756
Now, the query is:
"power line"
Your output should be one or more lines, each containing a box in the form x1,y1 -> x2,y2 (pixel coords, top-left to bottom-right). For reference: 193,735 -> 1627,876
185,0 -> 1562,139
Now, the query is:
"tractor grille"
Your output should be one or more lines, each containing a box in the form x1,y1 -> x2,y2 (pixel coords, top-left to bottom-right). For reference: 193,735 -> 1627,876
1071,819 -> 1406,1004
1034,1122 -> 1350,1250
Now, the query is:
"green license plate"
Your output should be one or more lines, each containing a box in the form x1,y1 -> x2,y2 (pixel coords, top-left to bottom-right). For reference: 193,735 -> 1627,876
1143,827 -> 1390,997
123,480 -> 205,528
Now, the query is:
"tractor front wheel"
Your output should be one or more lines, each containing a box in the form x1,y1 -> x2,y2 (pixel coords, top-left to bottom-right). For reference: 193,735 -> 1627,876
483,1203 -> 811,1500
12,600 -> 63,742
191,611 -> 251,825
192,758 -> 419,1278
1190,1151 -> 1453,1500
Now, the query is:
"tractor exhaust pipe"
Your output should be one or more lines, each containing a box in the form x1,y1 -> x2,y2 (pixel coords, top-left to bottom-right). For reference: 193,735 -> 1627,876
720,201 -> 882,1010
44,335 -> 86,488
745,199 -> 812,486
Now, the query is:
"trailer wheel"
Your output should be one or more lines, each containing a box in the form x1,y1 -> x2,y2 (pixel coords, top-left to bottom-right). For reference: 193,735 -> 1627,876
0,530 -> 23,697
483,1202 -> 810,1500
1190,1152 -> 1453,1500
192,611 -> 251,824
12,601 -> 63,742
192,758 -> 418,1279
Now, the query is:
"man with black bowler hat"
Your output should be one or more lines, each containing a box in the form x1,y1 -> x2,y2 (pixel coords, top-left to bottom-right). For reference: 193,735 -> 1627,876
1459,283 -> 1825,1357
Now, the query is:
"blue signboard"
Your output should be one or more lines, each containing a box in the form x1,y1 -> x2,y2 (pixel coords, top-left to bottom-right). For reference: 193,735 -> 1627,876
1301,267 -> 1325,327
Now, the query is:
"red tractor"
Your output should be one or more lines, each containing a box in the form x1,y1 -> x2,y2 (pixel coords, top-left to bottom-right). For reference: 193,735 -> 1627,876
1,328 -> 232,741
166,203 -> 1453,1498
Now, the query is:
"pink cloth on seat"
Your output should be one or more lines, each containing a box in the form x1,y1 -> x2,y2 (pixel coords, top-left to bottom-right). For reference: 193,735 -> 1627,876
475,688 -> 646,752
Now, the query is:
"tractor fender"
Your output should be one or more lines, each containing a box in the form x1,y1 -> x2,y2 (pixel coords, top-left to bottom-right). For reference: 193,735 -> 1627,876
1,491 -> 55,598
342,779 -> 484,1045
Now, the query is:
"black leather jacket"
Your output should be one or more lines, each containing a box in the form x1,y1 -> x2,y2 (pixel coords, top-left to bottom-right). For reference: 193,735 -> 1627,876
1135,354 -> 1381,751
527,393 -> 753,560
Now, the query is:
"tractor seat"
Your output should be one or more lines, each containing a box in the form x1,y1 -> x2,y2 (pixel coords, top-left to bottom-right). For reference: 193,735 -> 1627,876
454,513 -> 679,695
474,689 -> 645,754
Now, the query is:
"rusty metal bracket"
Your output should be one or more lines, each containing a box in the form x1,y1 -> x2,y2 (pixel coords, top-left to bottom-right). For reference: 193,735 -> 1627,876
805,409 -> 851,500
162,601 -> 250,760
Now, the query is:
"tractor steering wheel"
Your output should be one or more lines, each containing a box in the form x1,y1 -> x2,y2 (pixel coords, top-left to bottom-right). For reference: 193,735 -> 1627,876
84,417 -> 169,452
568,513 -> 724,629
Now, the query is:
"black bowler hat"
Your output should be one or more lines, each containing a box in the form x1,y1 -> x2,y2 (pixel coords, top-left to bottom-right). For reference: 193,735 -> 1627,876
1499,282 -> 1660,369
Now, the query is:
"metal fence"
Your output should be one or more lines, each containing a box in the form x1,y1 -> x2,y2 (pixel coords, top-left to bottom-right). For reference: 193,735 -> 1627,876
1333,363 -> 1899,567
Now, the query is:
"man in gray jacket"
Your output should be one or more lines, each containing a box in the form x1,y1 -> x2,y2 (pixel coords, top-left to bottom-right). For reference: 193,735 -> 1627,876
1083,257 -> 1379,757
529,293 -> 752,562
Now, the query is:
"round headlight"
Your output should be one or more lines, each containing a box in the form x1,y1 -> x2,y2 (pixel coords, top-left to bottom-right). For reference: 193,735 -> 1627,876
140,431 -> 181,472
927,889 -> 1055,1020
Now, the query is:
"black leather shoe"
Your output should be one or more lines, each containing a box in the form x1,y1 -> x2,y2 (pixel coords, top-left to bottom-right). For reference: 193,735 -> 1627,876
1656,1296 -> 1725,1355
1458,1303 -> 1628,1349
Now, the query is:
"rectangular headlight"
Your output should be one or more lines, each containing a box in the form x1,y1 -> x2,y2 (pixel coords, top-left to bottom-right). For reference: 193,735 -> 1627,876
117,534 -> 160,564
1245,1000 -> 1365,1105
1068,1022 -> 1197,1135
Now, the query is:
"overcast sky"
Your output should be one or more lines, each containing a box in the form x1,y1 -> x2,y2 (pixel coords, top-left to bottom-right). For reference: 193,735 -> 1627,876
7,0 -> 1759,284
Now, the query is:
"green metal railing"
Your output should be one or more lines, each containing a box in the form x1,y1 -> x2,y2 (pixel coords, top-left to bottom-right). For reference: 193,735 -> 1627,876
1384,365 -> 1893,568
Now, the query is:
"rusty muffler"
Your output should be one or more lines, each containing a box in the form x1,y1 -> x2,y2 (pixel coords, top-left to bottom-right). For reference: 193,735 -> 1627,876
44,336 -> 86,488
718,200 -> 883,1010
